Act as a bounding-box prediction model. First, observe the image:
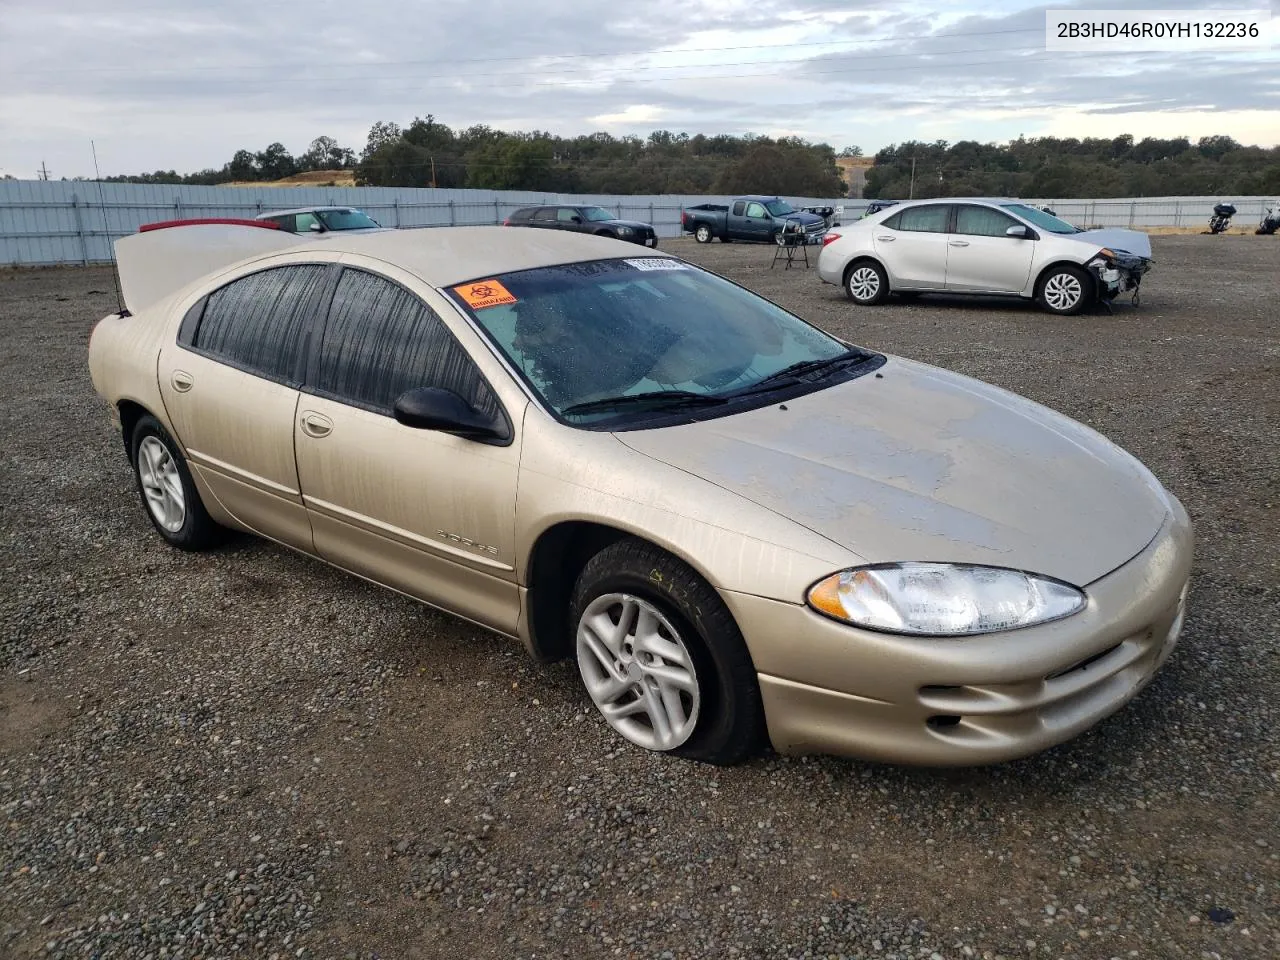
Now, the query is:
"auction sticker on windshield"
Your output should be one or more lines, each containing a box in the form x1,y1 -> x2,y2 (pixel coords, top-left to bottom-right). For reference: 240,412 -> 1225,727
455,279 -> 518,309
624,258 -> 690,271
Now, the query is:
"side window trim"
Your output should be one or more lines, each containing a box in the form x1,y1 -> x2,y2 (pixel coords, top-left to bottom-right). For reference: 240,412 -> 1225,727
303,266 -> 513,444
175,263 -> 334,389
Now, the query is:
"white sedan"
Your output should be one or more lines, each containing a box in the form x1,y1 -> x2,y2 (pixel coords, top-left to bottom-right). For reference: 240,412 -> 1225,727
818,199 -> 1153,315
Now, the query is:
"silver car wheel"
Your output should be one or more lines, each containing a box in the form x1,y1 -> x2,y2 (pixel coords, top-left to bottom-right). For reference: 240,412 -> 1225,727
137,435 -> 186,533
576,593 -> 700,752
848,266 -> 881,301
695,225 -> 711,243
1043,272 -> 1083,312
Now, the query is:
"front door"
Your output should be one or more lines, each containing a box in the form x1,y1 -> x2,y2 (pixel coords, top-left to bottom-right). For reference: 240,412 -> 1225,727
294,266 -> 525,635
872,203 -> 951,289
157,262 -> 333,550
944,205 -> 1036,293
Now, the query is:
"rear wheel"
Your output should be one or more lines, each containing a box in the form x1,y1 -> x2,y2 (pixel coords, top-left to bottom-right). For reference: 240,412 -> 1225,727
130,415 -> 222,550
844,260 -> 889,305
1037,264 -> 1092,315
694,224 -> 713,243
570,539 -> 764,765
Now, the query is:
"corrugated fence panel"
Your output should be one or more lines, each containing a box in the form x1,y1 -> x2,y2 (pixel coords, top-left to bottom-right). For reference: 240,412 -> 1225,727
3,181 -> 1273,265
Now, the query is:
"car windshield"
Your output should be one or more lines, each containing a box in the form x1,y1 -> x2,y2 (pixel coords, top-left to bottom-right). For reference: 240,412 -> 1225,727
1002,203 -> 1081,235
316,208 -> 380,230
582,207 -> 615,222
765,200 -> 795,216
452,258 -> 859,427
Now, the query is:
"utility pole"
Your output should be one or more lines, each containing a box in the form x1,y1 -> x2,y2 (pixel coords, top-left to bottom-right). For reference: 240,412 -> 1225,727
430,156 -> 437,188
38,161 -> 50,181
908,157 -> 917,200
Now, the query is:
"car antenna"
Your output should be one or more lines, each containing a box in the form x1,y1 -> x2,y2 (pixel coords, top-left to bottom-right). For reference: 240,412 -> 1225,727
91,140 -> 128,317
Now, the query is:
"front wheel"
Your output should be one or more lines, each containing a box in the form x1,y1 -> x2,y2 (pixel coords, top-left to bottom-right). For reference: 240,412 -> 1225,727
844,261 -> 889,305
130,415 -> 222,550
570,539 -> 764,766
1037,265 -> 1092,315
694,224 -> 713,243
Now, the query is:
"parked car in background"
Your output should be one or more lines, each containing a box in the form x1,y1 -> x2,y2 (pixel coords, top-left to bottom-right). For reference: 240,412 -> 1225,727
682,196 -> 827,245
819,198 -> 1153,315
504,205 -> 657,247
89,221 -> 1190,768
860,199 -> 899,218
255,206 -> 383,234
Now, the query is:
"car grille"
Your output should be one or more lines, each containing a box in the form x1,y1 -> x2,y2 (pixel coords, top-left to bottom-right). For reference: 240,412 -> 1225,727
915,585 -> 1187,744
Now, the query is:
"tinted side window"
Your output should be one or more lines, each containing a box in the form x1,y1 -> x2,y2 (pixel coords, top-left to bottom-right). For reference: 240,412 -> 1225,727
557,208 -> 579,222
731,201 -> 746,216
887,205 -> 950,233
314,270 -> 502,420
294,212 -> 321,233
509,208 -> 535,222
954,205 -> 1018,237
191,264 -> 328,383
534,207 -> 557,220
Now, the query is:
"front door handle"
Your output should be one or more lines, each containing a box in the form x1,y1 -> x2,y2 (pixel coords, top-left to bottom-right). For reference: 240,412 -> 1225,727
171,370 -> 194,392
300,411 -> 333,438
875,235 -> 895,242
949,240 -> 970,247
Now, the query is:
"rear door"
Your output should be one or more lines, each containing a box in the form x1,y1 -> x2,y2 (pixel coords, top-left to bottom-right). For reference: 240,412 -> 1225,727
531,207 -> 559,230
157,260 -> 336,549
872,204 -> 951,289
944,204 -> 1036,293
294,265 -> 525,635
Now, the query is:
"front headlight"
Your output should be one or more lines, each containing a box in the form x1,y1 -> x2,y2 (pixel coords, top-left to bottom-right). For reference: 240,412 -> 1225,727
807,563 -> 1086,636
616,226 -> 634,236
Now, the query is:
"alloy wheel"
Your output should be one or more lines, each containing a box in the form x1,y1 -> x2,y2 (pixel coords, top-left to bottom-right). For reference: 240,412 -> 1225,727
137,435 -> 186,533
848,266 -> 881,302
1044,272 -> 1083,312
576,593 -> 700,751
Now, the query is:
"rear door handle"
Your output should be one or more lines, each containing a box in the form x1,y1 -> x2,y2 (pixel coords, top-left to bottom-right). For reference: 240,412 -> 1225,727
300,411 -> 333,438
949,240 -> 970,247
171,370 -> 194,392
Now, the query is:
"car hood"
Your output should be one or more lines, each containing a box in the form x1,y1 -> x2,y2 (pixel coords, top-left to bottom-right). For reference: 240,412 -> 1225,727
604,219 -> 655,231
616,357 -> 1169,586
781,211 -> 826,226
1069,227 -> 1152,259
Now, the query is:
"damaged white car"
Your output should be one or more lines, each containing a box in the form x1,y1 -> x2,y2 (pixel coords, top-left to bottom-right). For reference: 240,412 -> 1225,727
818,199 -> 1153,315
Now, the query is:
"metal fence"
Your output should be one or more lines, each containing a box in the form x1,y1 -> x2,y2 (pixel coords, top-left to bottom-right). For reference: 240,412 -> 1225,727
0,181 -> 851,266
1,180 -> 1274,266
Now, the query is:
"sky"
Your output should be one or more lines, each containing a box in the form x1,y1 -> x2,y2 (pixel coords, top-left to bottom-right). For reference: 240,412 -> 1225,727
1,0 -> 1277,179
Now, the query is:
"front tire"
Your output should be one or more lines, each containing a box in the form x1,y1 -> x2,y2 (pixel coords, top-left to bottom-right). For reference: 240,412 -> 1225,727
844,260 -> 890,305
570,539 -> 764,766
1037,264 -> 1092,315
130,415 -> 221,550
694,224 -> 713,243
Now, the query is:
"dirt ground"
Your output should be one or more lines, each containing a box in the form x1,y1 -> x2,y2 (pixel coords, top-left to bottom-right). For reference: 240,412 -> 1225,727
1,234 -> 1278,959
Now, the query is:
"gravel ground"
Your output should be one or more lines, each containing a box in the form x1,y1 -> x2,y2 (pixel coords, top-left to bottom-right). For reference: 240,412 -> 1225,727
2,234 -> 1277,960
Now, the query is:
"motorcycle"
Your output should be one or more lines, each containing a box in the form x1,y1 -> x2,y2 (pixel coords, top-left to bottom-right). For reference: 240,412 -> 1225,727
1256,203 -> 1280,236
1206,202 -> 1236,235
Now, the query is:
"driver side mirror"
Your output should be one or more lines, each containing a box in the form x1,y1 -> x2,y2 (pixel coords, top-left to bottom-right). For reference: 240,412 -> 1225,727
1005,225 -> 1029,239
570,215 -> 583,224
393,387 -> 508,443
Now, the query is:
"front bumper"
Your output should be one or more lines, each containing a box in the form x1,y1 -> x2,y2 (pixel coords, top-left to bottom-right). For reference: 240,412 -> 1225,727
722,501 -> 1193,766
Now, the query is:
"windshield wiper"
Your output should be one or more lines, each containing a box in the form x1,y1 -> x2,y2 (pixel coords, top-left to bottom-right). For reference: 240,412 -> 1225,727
561,389 -> 728,417
727,349 -> 868,396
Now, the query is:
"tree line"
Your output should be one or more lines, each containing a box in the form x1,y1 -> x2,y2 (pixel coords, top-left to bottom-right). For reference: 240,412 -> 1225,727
101,118 -> 1279,199
866,135 -> 1280,199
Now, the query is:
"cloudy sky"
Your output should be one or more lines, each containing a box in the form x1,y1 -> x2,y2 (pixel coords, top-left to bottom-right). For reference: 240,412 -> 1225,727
1,0 -> 1276,179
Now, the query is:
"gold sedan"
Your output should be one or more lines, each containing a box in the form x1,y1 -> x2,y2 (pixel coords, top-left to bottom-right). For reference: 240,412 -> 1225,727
89,223 -> 1192,766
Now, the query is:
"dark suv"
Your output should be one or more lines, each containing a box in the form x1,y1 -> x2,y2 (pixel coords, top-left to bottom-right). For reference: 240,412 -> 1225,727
504,205 -> 658,247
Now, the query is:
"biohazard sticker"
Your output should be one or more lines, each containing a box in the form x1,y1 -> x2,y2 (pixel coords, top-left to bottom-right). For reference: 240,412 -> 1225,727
624,258 -> 690,272
454,279 -> 518,309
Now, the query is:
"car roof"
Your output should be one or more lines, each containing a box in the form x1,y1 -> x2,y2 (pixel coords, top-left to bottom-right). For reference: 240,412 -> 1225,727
278,225 -> 672,288
255,206 -> 359,218
883,197 -> 1023,208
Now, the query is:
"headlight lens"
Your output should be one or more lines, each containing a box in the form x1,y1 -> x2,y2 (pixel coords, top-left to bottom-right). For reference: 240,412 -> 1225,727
807,563 -> 1086,636
616,226 -> 633,236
